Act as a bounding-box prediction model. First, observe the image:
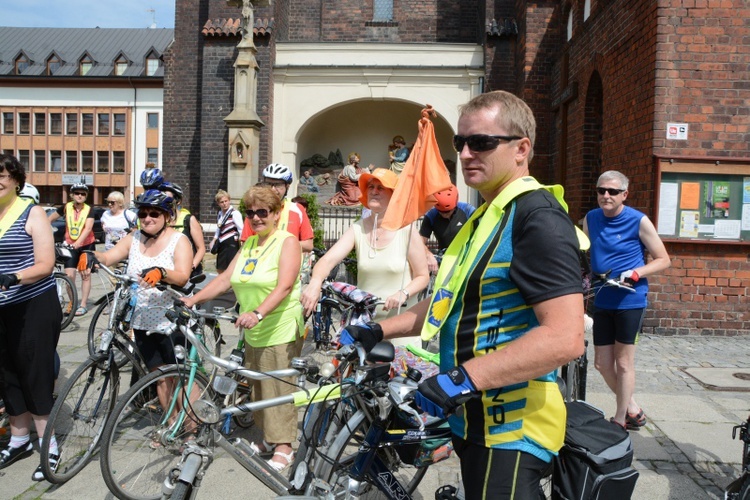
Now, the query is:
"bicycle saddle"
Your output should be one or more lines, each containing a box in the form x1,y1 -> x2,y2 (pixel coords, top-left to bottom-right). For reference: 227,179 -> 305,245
367,341 -> 395,363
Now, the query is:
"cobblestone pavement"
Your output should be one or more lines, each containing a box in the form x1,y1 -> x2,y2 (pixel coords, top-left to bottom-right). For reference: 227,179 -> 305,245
2,265 -> 748,499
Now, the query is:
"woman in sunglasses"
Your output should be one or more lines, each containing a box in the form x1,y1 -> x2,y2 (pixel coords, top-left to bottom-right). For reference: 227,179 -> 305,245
301,168 -> 429,345
100,191 -> 137,250
181,186 -> 304,473
78,190 -> 193,415
48,182 -> 96,316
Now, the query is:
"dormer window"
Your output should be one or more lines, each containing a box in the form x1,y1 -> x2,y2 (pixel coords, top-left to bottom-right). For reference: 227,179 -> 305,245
47,55 -> 61,75
15,54 -> 30,75
114,55 -> 128,76
80,55 -> 93,76
146,52 -> 159,76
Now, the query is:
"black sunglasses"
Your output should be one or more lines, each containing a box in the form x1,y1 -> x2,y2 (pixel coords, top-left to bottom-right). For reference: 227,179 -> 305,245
138,209 -> 164,219
106,200 -> 116,205
71,191 -> 87,196
246,208 -> 270,219
596,187 -> 625,196
452,134 -> 523,152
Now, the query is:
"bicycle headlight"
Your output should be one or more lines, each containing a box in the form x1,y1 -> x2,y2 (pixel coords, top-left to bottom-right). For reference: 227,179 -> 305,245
192,399 -> 221,424
173,344 -> 187,360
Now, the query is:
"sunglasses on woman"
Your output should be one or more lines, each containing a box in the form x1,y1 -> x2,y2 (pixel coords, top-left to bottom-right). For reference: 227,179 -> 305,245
245,208 -> 270,219
452,134 -> 523,152
138,209 -> 164,219
106,200 -> 117,206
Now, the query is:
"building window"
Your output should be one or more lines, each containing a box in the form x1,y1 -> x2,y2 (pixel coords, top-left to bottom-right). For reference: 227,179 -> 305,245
147,148 -> 158,165
80,55 -> 93,76
81,151 -> 93,172
98,113 -> 110,135
584,0 -> 591,21
114,56 -> 128,76
18,113 -> 30,135
82,113 -> 94,135
34,113 -> 46,135
113,113 -> 126,135
146,54 -> 159,76
147,113 -> 159,128
50,113 -> 62,135
66,113 -> 78,135
2,113 -> 13,134
15,54 -> 30,74
50,150 -> 62,172
47,55 -> 61,75
567,9 -> 574,41
18,150 -> 29,168
373,0 -> 393,21
113,151 -> 125,173
66,151 -> 78,172
97,151 -> 110,173
2,149 -> 13,157
34,150 -> 46,172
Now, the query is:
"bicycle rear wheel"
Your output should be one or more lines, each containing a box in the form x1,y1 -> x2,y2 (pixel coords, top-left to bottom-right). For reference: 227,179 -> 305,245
41,353 -> 118,483
314,409 -> 427,498
56,272 -> 77,330
99,367 -> 211,500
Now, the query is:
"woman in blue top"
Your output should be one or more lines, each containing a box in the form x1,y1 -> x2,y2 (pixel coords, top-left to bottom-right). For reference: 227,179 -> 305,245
0,154 -> 62,480
584,170 -> 670,430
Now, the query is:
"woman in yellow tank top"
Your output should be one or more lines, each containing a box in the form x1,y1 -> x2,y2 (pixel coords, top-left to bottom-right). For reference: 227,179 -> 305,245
182,186 -> 303,473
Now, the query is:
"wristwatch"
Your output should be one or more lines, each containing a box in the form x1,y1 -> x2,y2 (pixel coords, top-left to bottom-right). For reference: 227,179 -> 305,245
401,289 -> 410,300
253,310 -> 264,322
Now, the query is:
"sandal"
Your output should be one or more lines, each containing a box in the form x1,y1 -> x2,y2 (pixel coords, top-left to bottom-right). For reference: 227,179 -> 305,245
75,306 -> 88,317
625,409 -> 646,430
609,417 -> 627,431
249,439 -> 274,456
267,449 -> 294,472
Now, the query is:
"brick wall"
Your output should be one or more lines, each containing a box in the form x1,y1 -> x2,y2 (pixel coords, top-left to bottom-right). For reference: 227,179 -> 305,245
550,0 -> 749,336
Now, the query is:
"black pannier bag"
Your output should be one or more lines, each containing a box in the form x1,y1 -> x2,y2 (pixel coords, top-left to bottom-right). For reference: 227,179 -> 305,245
552,401 -> 639,500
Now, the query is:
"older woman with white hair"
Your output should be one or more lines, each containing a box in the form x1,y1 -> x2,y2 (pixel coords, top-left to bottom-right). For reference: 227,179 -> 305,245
100,191 -> 137,250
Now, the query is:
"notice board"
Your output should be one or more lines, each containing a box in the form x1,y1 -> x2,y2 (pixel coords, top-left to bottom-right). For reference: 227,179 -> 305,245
655,157 -> 750,244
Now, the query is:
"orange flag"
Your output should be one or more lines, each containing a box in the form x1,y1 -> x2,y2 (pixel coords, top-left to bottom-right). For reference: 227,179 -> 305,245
382,105 -> 453,231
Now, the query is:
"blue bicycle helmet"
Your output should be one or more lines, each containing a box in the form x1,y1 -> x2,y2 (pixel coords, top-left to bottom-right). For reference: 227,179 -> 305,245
135,189 -> 174,217
159,181 -> 184,201
140,168 -> 164,189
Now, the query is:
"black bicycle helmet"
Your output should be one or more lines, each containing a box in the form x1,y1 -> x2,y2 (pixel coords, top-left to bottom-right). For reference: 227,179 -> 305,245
140,168 -> 164,189
70,182 -> 89,193
262,163 -> 293,184
135,189 -> 174,217
159,181 -> 184,201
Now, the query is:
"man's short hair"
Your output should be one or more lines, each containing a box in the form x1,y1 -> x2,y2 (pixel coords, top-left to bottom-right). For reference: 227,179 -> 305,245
597,170 -> 629,190
459,91 -> 537,162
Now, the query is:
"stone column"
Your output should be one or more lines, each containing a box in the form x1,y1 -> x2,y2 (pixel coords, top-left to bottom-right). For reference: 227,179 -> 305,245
224,0 -> 270,200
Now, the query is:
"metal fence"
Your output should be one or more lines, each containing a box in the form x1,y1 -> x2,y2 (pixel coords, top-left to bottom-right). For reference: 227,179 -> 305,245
319,206 -> 361,248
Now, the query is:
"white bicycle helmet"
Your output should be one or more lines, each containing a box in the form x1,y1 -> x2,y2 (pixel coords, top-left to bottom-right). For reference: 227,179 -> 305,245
19,183 -> 40,204
70,182 -> 89,193
262,163 -> 293,184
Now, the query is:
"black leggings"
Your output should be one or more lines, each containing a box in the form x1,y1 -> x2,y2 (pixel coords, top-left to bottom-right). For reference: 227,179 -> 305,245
452,435 -> 549,500
0,288 -> 62,416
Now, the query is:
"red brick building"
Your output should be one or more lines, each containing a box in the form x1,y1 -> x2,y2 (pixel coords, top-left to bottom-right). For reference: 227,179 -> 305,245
164,0 -> 749,336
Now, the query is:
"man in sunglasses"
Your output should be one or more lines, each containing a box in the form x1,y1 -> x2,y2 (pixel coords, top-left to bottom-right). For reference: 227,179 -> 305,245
239,163 -> 313,253
339,91 -> 585,499
48,182 -> 96,316
583,170 -> 670,431
419,184 -> 476,272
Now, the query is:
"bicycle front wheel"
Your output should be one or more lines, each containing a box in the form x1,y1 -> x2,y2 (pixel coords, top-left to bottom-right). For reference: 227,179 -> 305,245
99,367 -> 211,500
42,353 -> 118,483
314,409 -> 427,498
56,272 -> 77,330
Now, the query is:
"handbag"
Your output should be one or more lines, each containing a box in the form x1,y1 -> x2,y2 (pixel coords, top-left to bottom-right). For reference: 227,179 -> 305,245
210,239 -> 219,255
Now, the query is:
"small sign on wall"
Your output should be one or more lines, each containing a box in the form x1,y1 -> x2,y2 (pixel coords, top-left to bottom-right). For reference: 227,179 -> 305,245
667,123 -> 688,140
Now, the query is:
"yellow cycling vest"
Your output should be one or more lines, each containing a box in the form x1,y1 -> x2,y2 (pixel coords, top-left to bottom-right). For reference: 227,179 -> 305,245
65,202 -> 91,242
